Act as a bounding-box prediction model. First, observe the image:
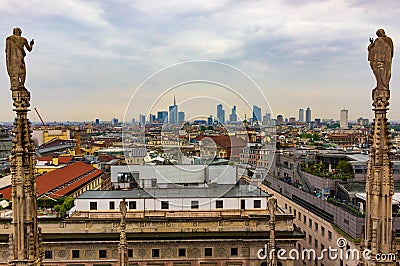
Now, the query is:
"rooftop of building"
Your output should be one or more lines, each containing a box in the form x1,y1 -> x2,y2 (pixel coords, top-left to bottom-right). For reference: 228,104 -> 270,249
0,161 -> 105,199
78,182 -> 267,199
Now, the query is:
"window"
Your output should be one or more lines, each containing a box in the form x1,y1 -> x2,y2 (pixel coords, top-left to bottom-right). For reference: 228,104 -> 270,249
109,201 -> 115,210
44,250 -> 52,259
289,206 -> 292,213
216,200 -> 223,209
129,201 -> 137,209
315,222 -> 319,232
241,199 -> 246,210
314,239 -> 318,248
321,226 -> 325,237
328,231 -> 332,241
303,216 -> 306,224
298,212 -> 301,220
294,209 -> 297,216
152,249 -> 160,258
161,201 -> 169,210
253,200 -> 261,208
99,250 -> 107,258
204,248 -> 212,257
151,179 -> 157,187
178,248 -> 186,257
128,249 -> 133,258
309,235 -> 312,245
72,250 -> 80,259
285,203 -> 287,209
308,218 -> 312,228
231,247 -> 238,256
191,201 -> 199,209
89,202 -> 97,210
321,244 -> 325,250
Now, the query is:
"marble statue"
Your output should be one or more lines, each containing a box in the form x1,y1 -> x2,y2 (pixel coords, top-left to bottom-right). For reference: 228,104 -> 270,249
5,27 -> 34,89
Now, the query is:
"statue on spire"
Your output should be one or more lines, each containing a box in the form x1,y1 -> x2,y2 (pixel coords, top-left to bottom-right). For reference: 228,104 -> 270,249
368,29 -> 393,91
5,27 -> 34,90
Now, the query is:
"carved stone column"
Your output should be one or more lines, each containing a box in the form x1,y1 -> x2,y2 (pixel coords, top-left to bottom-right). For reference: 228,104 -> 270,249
5,27 -> 41,266
363,28 -> 395,266
118,198 -> 128,266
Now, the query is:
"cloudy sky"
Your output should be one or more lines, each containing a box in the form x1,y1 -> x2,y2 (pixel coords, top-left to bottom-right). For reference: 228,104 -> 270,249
1,0 -> 400,123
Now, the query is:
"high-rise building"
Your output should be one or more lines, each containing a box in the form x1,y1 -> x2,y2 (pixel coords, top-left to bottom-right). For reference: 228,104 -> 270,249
299,108 -> 304,122
112,118 -> 119,126
252,105 -> 262,124
157,111 -> 168,123
169,95 -> 178,124
263,112 -> 271,125
229,106 -> 237,123
276,115 -> 283,125
178,111 -> 185,123
95,118 -> 100,125
340,109 -> 348,129
305,107 -> 311,123
216,104 -> 225,124
149,114 -> 156,123
139,114 -> 146,125
207,115 -> 213,126
357,117 -> 369,126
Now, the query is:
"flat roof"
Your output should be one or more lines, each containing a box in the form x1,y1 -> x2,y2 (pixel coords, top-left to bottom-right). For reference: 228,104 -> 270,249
78,183 -> 267,199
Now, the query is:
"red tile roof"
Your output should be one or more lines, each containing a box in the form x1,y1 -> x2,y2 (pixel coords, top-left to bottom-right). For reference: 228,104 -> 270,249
58,156 -> 73,164
0,186 -> 11,199
36,156 -> 52,162
36,161 -> 99,196
50,171 -> 104,198
194,135 -> 246,159
0,162 -> 105,200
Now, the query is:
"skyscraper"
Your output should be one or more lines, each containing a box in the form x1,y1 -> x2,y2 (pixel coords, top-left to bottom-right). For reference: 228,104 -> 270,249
229,106 -> 237,123
305,107 -> 311,123
252,105 -> 261,124
216,104 -> 225,124
340,109 -> 348,129
157,111 -> 168,123
149,114 -> 156,123
263,112 -> 271,125
139,114 -> 146,125
169,95 -> 178,124
298,108 -> 304,122
178,111 -> 185,123
207,115 -> 213,126
276,115 -> 283,125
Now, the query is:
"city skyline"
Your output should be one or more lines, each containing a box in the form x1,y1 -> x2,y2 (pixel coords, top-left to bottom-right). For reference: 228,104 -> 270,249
1,1 -> 400,122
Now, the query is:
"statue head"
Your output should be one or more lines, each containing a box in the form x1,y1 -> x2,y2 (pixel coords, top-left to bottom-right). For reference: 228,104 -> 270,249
12,28 -> 22,36
376,29 -> 386,37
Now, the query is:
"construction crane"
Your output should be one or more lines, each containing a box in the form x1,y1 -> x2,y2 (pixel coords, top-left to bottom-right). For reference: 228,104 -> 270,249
34,107 -> 46,126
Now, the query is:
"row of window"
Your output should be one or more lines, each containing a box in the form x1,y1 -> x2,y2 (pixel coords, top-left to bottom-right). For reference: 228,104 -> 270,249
284,203 -> 333,241
89,199 -> 263,210
44,247 -> 240,259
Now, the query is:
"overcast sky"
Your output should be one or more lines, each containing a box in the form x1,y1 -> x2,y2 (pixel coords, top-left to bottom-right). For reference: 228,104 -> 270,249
1,0 -> 400,123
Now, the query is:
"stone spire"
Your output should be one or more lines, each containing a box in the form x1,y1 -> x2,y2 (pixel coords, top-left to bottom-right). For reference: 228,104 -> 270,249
5,28 -> 42,266
362,29 -> 395,265
118,197 -> 128,266
268,196 -> 277,266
